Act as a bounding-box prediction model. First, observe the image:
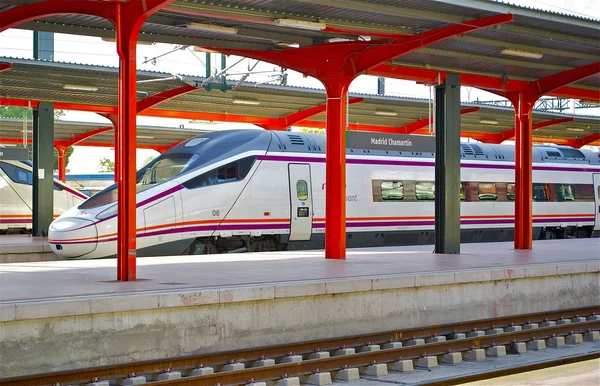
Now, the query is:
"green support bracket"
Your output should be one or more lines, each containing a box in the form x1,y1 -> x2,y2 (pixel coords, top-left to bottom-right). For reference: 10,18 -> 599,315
33,31 -> 54,61
32,102 -> 55,237
221,54 -> 226,87
434,74 -> 461,254
205,52 -> 211,78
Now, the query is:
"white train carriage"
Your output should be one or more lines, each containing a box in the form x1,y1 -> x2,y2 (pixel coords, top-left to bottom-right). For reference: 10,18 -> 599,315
48,130 -> 600,259
0,159 -> 88,232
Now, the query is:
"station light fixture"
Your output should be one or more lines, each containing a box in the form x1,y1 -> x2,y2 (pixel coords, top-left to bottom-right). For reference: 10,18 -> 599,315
500,48 -> 543,59
186,22 -> 238,35
101,37 -> 154,45
565,127 -> 585,132
136,135 -> 155,139
479,119 -> 499,125
232,98 -> 261,106
579,99 -> 600,106
62,84 -> 98,92
328,38 -> 352,43
275,42 -> 300,48
375,110 -> 398,117
273,18 -> 326,31
189,120 -> 219,125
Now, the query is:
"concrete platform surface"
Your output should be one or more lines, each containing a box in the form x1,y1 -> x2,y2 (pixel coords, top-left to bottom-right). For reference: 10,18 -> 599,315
0,238 -> 598,303
0,235 -> 61,263
1,239 -> 598,377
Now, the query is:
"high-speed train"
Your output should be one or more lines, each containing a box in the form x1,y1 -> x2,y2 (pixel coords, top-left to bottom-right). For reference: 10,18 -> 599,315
0,159 -> 88,232
48,129 -> 600,259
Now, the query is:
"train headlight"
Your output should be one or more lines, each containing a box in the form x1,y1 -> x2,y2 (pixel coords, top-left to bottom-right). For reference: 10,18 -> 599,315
96,204 -> 117,220
49,217 -> 95,232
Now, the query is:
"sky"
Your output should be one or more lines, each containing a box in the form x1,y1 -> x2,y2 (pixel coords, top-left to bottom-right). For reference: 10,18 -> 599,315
0,0 -> 598,173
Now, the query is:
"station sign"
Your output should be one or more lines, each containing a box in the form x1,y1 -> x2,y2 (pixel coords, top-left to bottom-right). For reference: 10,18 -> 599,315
347,131 -> 436,153
0,147 -> 29,161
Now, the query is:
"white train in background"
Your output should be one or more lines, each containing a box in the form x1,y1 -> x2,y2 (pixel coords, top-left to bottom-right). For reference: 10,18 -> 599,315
0,160 -> 88,232
48,130 -> 600,259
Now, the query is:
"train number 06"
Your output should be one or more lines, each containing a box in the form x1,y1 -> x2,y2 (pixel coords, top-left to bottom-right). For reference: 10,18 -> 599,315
212,210 -> 220,217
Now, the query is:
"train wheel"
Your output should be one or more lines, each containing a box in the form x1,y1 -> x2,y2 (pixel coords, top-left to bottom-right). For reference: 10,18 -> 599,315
189,239 -> 218,255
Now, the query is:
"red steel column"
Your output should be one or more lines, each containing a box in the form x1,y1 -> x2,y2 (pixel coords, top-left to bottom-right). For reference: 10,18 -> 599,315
323,78 -> 350,259
514,94 -> 534,250
115,8 -> 141,281
56,146 -> 67,182
102,114 -> 119,182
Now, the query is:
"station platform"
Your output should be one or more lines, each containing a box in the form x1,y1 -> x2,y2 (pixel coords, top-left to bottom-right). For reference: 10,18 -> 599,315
0,235 -> 61,263
1,238 -> 598,376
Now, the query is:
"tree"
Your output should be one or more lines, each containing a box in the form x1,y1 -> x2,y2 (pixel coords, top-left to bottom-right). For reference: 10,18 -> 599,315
98,158 -> 115,172
140,155 -> 157,169
0,106 -> 32,119
0,106 -> 66,121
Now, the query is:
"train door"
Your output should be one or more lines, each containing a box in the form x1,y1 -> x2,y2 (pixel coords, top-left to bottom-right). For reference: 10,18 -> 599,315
594,174 -> 600,231
288,163 -> 313,241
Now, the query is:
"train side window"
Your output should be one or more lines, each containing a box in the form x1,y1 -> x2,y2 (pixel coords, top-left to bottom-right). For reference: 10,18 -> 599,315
297,180 -> 308,200
218,164 -> 238,183
557,184 -> 575,201
533,184 -> 550,201
415,181 -> 435,200
0,163 -> 33,185
460,183 -> 466,201
478,183 -> 497,200
183,156 -> 256,190
381,181 -> 404,200
506,183 -> 515,200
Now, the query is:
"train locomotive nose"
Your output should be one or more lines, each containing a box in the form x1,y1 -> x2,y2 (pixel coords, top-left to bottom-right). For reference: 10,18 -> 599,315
49,217 -> 98,258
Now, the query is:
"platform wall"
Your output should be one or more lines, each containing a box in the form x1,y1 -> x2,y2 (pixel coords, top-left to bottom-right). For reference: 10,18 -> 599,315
1,262 -> 598,376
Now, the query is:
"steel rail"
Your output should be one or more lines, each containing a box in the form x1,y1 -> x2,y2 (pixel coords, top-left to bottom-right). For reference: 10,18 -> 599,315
419,352 -> 600,386
144,321 -> 600,386
2,307 -> 598,386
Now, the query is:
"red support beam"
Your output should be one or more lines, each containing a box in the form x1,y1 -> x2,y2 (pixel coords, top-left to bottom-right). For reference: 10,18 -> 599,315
398,107 -> 480,134
55,146 -> 67,182
483,117 -> 574,144
99,113 -> 119,182
136,84 -> 197,112
0,98 -> 117,113
0,62 -> 12,72
59,126 -> 114,148
0,137 -> 171,150
367,65 -> 600,101
500,62 -> 599,250
513,93 -> 534,250
569,132 -> 600,148
112,0 -> 175,281
144,108 -> 279,125
259,97 -> 363,131
526,62 -> 600,98
0,0 -> 113,32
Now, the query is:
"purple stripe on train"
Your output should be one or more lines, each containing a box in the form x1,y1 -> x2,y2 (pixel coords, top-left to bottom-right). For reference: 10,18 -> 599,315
257,154 -> 600,173
1,219 -> 33,224
137,184 -> 184,207
50,216 -> 594,246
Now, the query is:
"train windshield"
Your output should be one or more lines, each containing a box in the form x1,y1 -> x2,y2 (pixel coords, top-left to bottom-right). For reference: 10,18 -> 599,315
77,130 -> 271,211
78,153 -> 199,209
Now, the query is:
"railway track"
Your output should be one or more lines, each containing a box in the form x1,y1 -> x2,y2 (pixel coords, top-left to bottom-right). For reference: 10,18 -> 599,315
3,306 -> 599,386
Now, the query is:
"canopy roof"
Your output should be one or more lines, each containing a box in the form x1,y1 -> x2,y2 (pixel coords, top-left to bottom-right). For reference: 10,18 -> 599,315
1,58 -> 598,147
1,0 -> 598,96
